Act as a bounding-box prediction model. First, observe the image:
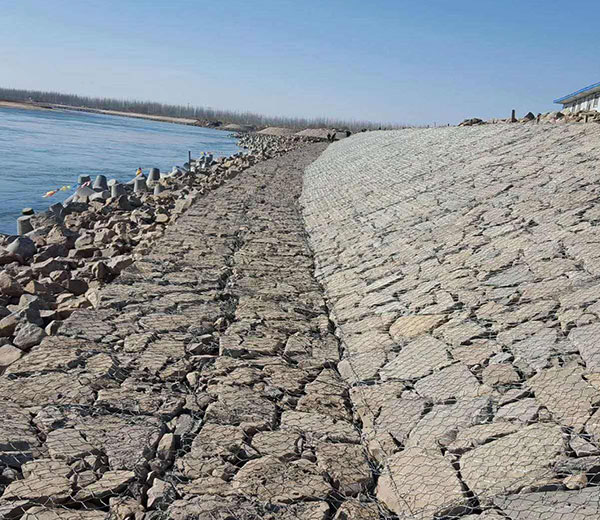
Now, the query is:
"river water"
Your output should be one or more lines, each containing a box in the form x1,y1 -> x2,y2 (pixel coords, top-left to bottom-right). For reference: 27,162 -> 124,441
0,107 -> 241,234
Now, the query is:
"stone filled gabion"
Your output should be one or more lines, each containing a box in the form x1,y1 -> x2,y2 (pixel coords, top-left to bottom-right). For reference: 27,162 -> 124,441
0,137 -> 386,519
301,124 -> 600,519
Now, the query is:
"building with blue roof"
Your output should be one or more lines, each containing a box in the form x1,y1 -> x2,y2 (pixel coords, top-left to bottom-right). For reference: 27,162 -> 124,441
554,81 -> 600,112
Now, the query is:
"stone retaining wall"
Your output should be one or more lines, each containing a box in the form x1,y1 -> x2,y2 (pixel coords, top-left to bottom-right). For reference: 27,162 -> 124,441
302,125 -> 600,519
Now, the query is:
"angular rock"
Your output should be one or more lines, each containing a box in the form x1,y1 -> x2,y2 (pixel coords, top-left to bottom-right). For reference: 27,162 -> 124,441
380,335 -> 451,380
510,327 -> 558,371
21,508 -> 107,520
106,255 -> 133,275
570,434 -> 600,457
569,323 -> 600,370
482,363 -> 520,386
493,487 -> 600,519
231,456 -> 331,504
252,431 -> 300,460
204,391 -> 277,432
374,393 -> 427,445
0,344 -> 23,368
338,346 -> 386,384
377,447 -> 467,520
388,315 -> 446,341
31,258 -> 69,276
414,362 -> 485,402
0,501 -> 36,520
495,398 -> 541,423
12,323 -> 46,351
0,271 -> 23,297
6,237 -> 37,259
0,401 -> 39,455
63,278 -> 89,296
147,477 -> 170,509
21,459 -> 71,479
406,397 -> 491,449
296,368 -> 351,420
72,415 -> 162,471
333,500 -> 380,520
46,429 -> 97,463
74,470 -> 135,501
447,422 -> 520,453
2,476 -> 72,504
460,423 -> 564,498
0,372 -> 95,407
530,364 -> 600,431
281,411 -> 360,443
316,442 -> 373,496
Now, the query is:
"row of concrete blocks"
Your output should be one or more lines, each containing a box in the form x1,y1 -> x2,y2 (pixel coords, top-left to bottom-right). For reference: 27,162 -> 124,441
17,168 -> 165,235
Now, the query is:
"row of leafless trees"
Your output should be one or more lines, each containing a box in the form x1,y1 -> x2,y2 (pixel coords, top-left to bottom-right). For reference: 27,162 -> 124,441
0,87 -> 410,131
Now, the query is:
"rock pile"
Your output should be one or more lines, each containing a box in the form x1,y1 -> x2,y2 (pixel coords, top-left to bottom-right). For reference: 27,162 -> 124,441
0,145 -> 294,371
464,109 -> 600,126
458,118 -> 485,127
294,128 -> 333,141
538,109 -> 600,124
237,132 -> 304,156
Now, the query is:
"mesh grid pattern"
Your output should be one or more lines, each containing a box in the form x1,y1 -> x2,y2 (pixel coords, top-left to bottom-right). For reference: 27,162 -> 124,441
3,123 -> 600,519
300,124 -> 600,519
1,142 -> 384,520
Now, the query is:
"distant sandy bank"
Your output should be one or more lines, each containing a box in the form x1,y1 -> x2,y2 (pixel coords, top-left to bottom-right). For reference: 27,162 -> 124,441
0,100 -> 198,126
0,100 -> 53,111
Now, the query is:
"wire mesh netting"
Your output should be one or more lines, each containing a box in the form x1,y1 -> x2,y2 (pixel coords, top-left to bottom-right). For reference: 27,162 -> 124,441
2,123 -> 600,520
300,124 -> 600,519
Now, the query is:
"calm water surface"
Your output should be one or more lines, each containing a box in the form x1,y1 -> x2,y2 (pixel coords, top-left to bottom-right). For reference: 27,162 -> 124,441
0,107 -> 241,234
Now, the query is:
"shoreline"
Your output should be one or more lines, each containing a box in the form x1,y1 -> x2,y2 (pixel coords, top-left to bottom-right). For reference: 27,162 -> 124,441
0,100 -> 211,128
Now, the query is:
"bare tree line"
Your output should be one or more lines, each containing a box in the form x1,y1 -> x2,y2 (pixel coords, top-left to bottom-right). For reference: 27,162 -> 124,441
0,87 -> 411,131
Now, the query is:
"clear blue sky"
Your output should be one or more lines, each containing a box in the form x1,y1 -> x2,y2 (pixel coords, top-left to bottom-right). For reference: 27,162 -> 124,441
2,0 -> 598,125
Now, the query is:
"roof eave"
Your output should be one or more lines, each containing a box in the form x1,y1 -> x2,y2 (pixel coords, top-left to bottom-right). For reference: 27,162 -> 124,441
554,81 -> 600,104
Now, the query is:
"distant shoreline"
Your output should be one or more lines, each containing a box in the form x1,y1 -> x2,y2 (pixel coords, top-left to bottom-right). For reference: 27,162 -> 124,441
0,100 -> 209,128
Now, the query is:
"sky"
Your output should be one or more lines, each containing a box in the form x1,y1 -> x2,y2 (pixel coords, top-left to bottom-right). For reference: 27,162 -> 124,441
1,0 -> 599,125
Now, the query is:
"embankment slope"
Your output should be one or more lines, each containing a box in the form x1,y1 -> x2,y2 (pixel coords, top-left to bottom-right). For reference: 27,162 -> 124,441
302,124 -> 600,519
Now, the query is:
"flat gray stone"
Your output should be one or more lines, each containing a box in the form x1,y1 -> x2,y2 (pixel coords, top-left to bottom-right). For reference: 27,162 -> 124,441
316,442 -> 373,496
494,487 -> 600,519
74,470 -> 135,501
204,391 -> 278,432
22,507 -> 107,519
333,499 -> 380,520
2,476 -> 72,504
251,431 -> 300,460
511,327 -> 558,371
495,398 -> 541,423
414,362 -> 485,402
460,424 -> 565,498
406,397 -> 491,450
482,363 -> 520,386
388,315 -> 446,341
569,323 -> 600,370
530,364 -> 600,431
447,422 -> 520,453
483,265 -> 533,287
380,335 -> 451,380
377,447 -> 467,520
280,411 -> 360,443
45,429 -> 97,463
232,456 -> 331,504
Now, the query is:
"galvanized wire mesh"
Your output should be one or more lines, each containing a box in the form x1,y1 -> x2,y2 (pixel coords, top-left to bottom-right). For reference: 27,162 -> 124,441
3,122 -> 600,520
300,124 -> 600,519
